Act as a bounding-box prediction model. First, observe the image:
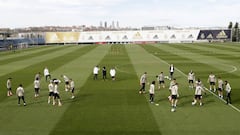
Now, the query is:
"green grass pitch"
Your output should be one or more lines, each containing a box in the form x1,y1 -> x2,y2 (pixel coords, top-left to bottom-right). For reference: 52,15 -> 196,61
0,43 -> 240,135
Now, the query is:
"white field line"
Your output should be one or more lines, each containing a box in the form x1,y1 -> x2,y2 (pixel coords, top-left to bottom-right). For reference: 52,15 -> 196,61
215,64 -> 238,75
152,54 -> 240,113
203,87 -> 240,113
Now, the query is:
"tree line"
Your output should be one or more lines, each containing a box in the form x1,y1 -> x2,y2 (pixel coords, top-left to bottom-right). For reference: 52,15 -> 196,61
228,22 -> 239,42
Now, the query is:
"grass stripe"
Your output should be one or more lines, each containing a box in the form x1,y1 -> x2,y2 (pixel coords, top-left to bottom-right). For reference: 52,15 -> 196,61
0,46 -> 68,65
0,45 -> 107,135
0,46 -> 55,60
196,43 -> 240,53
175,44 -> 240,61
178,44 -> 240,70
203,87 -> 240,113
168,44 -> 240,74
152,44 -> 239,78
49,45 -> 162,135
129,44 -> 240,135
0,45 -> 75,77
1,44 -> 240,135
148,44 -> 240,107
0,45 -> 97,103
144,44 -> 240,113
197,42 -> 240,50
0,46 -> 53,59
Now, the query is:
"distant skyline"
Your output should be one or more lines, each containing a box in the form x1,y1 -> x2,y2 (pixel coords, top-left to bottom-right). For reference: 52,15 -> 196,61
0,0 -> 240,28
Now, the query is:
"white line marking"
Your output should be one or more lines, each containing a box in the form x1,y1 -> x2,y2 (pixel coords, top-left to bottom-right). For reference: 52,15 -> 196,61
203,87 -> 240,113
152,54 -> 240,113
215,64 -> 238,75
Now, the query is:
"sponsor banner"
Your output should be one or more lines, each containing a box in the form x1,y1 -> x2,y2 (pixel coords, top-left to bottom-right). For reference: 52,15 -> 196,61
45,32 -> 80,43
78,30 -> 200,43
197,30 -> 231,40
44,30 -> 200,43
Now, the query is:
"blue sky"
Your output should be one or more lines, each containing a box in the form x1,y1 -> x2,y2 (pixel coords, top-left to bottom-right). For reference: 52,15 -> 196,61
0,0 -> 239,28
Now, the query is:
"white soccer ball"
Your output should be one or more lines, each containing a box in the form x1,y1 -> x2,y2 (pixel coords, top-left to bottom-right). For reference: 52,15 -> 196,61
171,108 -> 175,112
155,103 -> 159,106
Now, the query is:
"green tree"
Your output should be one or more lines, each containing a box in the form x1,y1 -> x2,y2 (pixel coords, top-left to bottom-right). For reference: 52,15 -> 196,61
228,21 -> 233,29
234,22 -> 239,42
232,22 -> 239,42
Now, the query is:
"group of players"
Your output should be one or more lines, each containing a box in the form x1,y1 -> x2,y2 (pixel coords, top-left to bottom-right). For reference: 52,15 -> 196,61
6,65 -> 117,107
139,64 -> 232,112
6,64 -> 232,110
93,65 -> 116,81
6,67 -> 75,107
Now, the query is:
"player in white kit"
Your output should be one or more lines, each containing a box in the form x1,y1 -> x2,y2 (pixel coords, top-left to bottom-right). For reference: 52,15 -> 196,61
217,77 -> 224,98
192,84 -> 205,106
188,70 -> 195,89
156,72 -> 165,89
170,83 -> 179,112
207,72 -> 216,92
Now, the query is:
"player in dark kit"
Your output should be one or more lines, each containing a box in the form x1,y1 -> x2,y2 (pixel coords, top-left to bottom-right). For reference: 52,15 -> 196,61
102,66 -> 107,81
169,64 -> 174,80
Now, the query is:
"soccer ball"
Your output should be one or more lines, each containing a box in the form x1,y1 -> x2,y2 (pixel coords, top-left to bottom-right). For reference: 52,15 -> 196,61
171,108 -> 175,112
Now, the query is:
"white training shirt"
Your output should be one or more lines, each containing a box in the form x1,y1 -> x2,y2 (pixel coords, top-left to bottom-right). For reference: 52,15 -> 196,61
44,68 -> 50,76
54,84 -> 59,94
34,80 -> 40,88
140,74 -> 147,84
16,86 -> 24,97
48,83 -> 54,92
218,79 -> 224,89
149,84 -> 155,94
171,85 -> 178,95
225,83 -> 231,93
158,73 -> 164,81
93,67 -> 99,74
195,86 -> 203,95
209,74 -> 216,82
53,79 -> 61,94
110,69 -> 116,77
188,72 -> 195,80
169,80 -> 176,89
170,65 -> 174,72
70,81 -> 75,89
